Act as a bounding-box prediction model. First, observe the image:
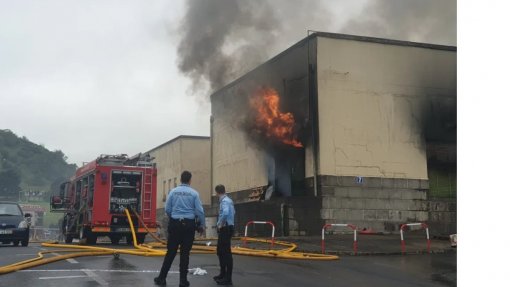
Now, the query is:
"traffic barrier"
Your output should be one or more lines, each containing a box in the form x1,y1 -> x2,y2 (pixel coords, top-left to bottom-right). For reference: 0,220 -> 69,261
400,222 -> 430,254
244,221 -> 275,248
0,213 -> 339,275
321,223 -> 357,255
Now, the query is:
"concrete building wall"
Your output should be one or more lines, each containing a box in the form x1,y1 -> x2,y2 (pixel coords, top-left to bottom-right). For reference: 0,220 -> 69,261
315,36 -> 456,233
211,38 -> 312,196
148,136 -> 211,210
212,117 -> 267,194
318,175 -> 429,233
180,137 -> 211,206
316,36 -> 456,179
209,33 -> 456,235
428,198 -> 456,235
150,141 -> 182,210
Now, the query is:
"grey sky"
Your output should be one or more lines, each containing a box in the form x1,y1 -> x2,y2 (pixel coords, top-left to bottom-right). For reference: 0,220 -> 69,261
0,0 -> 455,165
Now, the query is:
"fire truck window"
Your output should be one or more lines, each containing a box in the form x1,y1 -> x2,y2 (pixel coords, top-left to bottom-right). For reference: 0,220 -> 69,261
76,180 -> 82,196
83,177 -> 88,198
110,171 -> 142,214
88,174 -> 95,207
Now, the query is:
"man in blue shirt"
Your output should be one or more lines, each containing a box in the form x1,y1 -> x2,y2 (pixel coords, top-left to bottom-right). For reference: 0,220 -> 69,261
155,171 -> 205,287
213,184 -> 235,285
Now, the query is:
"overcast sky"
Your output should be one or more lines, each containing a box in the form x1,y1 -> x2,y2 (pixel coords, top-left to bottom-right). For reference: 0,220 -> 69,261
0,0 -> 455,165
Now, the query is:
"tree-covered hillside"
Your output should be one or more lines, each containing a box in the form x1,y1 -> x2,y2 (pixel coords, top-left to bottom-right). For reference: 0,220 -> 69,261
0,129 -> 77,201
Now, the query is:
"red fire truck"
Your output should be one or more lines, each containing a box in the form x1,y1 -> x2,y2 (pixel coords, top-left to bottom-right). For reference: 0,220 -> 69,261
50,154 -> 157,244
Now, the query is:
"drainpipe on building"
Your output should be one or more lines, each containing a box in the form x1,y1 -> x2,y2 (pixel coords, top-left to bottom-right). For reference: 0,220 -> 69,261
210,115 -> 214,203
280,203 -> 289,237
307,31 -> 319,197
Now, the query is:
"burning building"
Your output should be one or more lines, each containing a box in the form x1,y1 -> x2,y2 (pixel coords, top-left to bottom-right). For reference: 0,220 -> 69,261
210,32 -> 456,236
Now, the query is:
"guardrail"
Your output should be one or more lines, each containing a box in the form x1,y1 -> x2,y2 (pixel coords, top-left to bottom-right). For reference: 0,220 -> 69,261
243,221 -> 275,248
400,222 -> 430,254
322,223 -> 358,255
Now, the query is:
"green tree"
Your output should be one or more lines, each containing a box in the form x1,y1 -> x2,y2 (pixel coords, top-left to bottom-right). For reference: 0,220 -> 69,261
0,168 -> 21,200
0,129 -> 77,201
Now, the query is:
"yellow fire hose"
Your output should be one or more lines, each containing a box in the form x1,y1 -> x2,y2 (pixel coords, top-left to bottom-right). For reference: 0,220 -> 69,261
0,209 -> 338,275
131,210 -> 166,245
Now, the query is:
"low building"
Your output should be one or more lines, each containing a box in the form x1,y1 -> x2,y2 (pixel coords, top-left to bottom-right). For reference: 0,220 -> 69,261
210,32 -> 456,236
146,135 -> 211,232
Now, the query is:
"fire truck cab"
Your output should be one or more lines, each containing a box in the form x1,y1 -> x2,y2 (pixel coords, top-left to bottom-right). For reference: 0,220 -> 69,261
50,154 -> 157,245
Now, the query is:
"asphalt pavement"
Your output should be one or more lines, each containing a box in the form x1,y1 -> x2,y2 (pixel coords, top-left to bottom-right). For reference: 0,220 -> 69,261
0,238 -> 456,287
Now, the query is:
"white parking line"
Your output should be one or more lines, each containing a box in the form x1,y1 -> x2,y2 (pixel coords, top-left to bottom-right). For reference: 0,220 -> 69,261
39,275 -> 88,280
21,268 -> 206,274
21,269 -> 160,273
83,269 -> 108,286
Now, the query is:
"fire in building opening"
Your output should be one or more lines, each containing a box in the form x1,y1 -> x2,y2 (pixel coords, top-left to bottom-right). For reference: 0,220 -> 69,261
249,87 -> 304,148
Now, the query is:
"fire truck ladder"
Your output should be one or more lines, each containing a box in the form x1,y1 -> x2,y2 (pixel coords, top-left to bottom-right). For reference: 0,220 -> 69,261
142,169 -> 153,220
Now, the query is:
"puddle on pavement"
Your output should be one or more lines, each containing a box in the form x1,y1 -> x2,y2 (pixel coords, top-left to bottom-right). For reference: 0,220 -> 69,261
108,257 -> 136,270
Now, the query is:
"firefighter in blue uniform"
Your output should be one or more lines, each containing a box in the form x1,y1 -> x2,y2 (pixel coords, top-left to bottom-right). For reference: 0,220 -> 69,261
154,171 -> 205,287
213,184 -> 235,285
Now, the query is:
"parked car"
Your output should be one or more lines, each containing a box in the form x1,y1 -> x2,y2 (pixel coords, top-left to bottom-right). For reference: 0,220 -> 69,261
0,201 -> 31,246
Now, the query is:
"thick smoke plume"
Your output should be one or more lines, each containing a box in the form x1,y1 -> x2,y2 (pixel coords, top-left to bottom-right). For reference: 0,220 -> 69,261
342,0 -> 456,46
177,0 -> 456,97
177,0 -> 332,96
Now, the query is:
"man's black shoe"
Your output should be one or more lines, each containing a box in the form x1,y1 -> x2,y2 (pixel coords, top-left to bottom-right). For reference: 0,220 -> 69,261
179,278 -> 190,287
154,277 -> 166,286
216,278 -> 233,286
213,275 -> 224,282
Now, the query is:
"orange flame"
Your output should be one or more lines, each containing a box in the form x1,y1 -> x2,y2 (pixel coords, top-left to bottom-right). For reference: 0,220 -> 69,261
250,87 -> 303,148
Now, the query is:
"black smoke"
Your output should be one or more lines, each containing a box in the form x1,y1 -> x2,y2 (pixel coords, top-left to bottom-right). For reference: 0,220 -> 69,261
421,97 -> 457,143
176,0 -> 333,96
342,0 -> 456,46
177,0 -> 456,98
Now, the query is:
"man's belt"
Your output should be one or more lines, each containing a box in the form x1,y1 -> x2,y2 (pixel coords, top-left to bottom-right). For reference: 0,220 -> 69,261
171,218 -> 195,222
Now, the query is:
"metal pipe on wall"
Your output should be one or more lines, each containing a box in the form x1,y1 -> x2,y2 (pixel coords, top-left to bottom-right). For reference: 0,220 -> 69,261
307,31 -> 319,197
210,115 -> 214,203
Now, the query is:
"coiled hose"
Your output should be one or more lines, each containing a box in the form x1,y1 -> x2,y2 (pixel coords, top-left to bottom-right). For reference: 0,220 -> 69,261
0,209 -> 338,275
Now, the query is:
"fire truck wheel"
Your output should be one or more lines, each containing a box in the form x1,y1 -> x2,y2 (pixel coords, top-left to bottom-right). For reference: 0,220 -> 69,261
80,227 -> 97,245
86,234 -> 97,245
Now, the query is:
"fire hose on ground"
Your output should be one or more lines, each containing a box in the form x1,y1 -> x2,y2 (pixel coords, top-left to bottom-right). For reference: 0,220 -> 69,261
0,209 -> 339,275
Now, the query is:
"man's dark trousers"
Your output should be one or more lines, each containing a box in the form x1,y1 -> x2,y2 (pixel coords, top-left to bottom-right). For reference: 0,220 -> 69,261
217,225 -> 234,280
158,218 -> 196,280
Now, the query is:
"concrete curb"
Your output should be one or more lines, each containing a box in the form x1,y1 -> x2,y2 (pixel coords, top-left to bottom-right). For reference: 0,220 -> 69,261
295,248 -> 456,256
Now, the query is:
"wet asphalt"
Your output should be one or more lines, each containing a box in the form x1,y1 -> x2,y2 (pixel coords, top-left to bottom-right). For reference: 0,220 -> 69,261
0,243 -> 456,287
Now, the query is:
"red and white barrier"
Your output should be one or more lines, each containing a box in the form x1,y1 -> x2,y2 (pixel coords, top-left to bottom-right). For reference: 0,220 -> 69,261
243,221 -> 275,247
321,223 -> 358,255
400,222 -> 430,254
